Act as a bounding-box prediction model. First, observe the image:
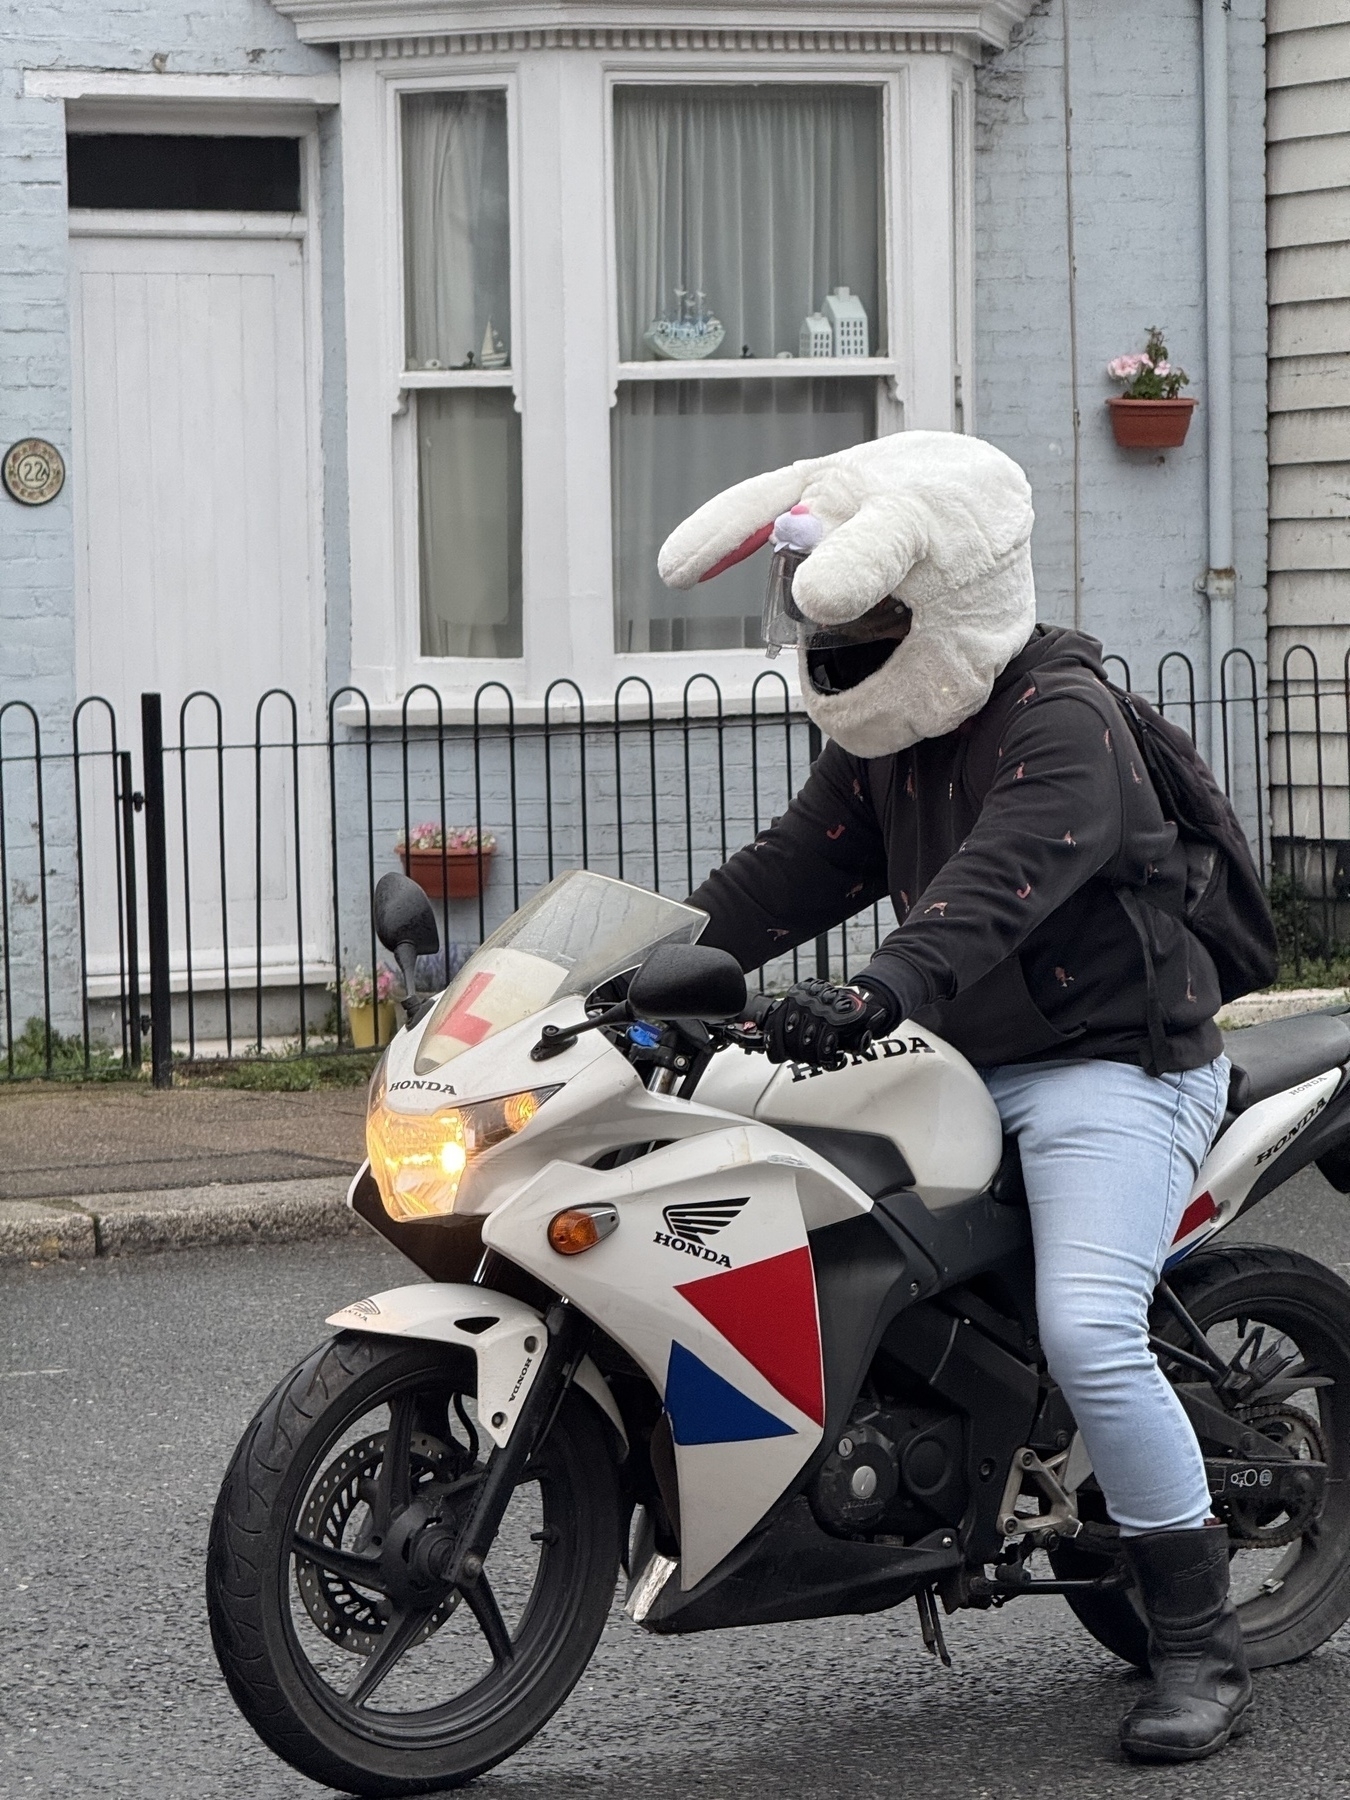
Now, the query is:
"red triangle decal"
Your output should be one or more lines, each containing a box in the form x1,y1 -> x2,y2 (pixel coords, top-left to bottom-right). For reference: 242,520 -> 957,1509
675,1246 -> 824,1426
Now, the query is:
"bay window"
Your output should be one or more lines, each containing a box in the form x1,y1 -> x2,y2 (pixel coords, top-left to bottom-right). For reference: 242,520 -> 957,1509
326,26 -> 976,718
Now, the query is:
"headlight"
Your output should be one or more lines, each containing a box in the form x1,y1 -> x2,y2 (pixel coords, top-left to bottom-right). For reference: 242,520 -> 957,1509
366,1086 -> 560,1221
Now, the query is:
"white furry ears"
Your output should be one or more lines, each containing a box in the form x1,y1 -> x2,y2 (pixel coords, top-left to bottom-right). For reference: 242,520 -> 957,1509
658,430 -> 1038,758
657,430 -> 1034,628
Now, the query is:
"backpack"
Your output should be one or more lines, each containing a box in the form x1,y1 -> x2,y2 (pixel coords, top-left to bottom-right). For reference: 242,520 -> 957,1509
1103,682 -> 1278,1006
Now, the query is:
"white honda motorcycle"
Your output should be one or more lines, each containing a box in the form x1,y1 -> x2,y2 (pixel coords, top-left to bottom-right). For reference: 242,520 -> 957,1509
208,869 -> 1350,1797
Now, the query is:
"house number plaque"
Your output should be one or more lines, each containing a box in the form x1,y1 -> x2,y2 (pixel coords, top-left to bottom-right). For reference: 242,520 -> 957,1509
3,438 -> 65,505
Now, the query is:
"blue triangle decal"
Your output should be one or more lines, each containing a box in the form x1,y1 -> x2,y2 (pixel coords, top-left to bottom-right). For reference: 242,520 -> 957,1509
663,1340 -> 795,1446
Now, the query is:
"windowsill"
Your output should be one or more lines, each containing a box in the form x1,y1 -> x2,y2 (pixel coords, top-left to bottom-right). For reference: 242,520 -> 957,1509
401,368 -> 514,387
616,356 -> 896,380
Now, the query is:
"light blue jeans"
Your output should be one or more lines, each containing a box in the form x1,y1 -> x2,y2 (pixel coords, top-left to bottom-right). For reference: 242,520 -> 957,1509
982,1055 -> 1231,1536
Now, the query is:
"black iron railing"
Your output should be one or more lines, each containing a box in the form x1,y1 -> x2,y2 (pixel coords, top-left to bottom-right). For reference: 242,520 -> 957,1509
1,644 -> 1346,1083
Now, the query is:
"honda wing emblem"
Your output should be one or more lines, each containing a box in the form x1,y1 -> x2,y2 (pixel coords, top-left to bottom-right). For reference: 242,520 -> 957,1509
660,1198 -> 748,1245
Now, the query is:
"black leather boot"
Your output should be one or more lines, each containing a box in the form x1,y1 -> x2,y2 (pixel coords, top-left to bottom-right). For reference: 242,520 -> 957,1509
1119,1525 -> 1253,1762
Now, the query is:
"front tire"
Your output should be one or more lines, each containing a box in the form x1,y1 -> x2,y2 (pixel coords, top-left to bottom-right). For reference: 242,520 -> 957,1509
1052,1245 -> 1350,1671
207,1332 -> 622,1797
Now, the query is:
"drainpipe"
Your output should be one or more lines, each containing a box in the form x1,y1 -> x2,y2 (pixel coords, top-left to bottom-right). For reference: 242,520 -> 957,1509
1201,0 -> 1236,771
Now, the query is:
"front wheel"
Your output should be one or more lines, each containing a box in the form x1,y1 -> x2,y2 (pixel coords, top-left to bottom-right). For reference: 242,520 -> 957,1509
206,1332 -> 622,1797
1051,1245 -> 1350,1671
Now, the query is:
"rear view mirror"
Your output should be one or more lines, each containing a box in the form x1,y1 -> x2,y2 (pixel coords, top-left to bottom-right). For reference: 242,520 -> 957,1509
628,943 -> 747,1022
374,872 -> 440,1007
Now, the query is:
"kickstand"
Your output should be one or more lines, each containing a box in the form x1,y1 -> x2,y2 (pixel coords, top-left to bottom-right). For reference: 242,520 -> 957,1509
915,1585 -> 952,1667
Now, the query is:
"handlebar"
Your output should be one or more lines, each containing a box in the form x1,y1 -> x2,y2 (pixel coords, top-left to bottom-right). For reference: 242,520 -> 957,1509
741,991 -> 780,1028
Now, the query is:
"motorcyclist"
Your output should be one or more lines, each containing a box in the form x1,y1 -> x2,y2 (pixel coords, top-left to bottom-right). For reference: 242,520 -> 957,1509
659,430 -> 1250,1764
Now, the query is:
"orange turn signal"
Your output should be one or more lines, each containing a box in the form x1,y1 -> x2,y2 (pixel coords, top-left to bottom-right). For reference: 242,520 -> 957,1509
547,1203 -> 619,1255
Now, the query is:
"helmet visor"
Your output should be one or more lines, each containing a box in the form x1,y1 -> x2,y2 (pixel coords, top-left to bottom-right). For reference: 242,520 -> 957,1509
763,546 -> 912,651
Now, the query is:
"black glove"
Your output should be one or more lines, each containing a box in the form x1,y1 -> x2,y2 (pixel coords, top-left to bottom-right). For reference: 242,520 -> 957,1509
762,978 -> 896,1069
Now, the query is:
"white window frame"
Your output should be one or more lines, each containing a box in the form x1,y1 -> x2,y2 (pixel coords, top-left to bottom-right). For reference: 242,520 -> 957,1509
337,40 -> 970,723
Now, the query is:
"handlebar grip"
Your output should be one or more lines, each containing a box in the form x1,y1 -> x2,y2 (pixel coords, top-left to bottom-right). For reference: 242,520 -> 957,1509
742,991 -> 780,1027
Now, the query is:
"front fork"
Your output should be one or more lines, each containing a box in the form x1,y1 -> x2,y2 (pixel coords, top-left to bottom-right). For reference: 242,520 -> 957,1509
434,1300 -> 592,1592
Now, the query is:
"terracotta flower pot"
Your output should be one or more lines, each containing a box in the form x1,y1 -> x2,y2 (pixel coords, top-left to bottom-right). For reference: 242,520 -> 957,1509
1107,396 -> 1198,450
347,999 -> 397,1049
399,845 -> 493,900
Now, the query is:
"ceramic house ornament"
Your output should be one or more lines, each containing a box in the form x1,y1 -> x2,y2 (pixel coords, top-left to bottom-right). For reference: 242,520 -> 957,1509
823,287 -> 869,357
799,313 -> 833,358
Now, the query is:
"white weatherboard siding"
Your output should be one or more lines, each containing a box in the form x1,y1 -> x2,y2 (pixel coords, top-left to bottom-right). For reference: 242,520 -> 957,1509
1268,0 -> 1350,841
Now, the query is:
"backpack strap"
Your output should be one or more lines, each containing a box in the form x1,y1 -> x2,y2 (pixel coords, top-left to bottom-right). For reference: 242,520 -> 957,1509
1112,886 -> 1170,1076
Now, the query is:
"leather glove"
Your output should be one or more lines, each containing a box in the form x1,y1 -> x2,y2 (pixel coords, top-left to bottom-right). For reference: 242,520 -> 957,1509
762,978 -> 896,1069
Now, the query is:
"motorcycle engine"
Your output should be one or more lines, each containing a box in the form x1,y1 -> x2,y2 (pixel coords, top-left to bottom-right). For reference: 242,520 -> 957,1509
809,1402 -> 967,1539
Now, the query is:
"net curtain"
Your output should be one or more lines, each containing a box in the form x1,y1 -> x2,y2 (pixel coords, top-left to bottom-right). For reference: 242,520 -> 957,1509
402,91 -> 521,657
402,89 -> 511,370
614,84 -> 884,363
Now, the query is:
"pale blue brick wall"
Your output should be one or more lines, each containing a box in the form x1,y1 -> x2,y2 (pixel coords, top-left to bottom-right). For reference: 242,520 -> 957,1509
974,0 -> 1268,697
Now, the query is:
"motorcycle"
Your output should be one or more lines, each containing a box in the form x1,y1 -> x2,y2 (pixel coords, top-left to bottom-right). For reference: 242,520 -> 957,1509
207,868 -> 1350,1796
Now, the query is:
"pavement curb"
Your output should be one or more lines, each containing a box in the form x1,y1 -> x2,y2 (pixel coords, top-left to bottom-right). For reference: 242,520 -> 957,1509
0,1175 -> 363,1264
1218,987 -> 1349,1030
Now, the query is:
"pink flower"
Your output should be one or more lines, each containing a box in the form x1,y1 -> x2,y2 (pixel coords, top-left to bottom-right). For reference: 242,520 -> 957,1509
1152,361 -> 1172,376
1107,354 -> 1148,381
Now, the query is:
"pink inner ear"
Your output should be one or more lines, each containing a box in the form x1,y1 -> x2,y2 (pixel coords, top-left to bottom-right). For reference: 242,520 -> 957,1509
698,522 -> 774,583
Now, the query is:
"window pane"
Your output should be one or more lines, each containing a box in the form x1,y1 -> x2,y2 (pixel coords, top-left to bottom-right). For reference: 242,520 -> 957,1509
403,92 -> 511,371
613,379 -> 875,653
67,135 -> 300,211
615,85 -> 883,364
418,390 -> 522,658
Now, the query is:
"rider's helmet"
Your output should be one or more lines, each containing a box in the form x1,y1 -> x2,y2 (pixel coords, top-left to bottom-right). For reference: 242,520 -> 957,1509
657,432 -> 1037,759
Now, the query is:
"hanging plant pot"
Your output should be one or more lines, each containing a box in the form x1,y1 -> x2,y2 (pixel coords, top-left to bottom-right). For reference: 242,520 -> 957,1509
1107,396 -> 1198,450
399,845 -> 493,900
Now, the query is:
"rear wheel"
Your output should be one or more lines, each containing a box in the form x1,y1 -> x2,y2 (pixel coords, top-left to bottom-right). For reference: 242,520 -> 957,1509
207,1332 -> 622,1796
1050,1245 -> 1350,1670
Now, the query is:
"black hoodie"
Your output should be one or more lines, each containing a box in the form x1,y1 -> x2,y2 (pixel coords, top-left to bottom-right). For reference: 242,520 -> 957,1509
689,627 -> 1224,1072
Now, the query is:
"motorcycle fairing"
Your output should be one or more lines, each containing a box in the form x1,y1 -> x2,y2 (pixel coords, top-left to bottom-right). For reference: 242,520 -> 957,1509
483,1124 -> 854,1586
325,1282 -> 627,1452
1169,1068 -> 1343,1265
742,1024 -> 1004,1210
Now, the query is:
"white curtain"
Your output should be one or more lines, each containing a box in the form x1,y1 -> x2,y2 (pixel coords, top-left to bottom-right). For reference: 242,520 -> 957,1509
404,92 -> 520,657
613,379 -> 876,652
418,390 -> 522,658
615,85 -> 883,363
403,91 -> 510,369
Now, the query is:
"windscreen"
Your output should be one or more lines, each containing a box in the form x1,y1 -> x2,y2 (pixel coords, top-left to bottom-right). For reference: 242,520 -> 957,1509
415,871 -> 707,1071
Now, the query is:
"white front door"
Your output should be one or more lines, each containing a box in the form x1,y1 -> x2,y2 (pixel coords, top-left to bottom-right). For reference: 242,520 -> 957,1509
69,220 -> 327,1028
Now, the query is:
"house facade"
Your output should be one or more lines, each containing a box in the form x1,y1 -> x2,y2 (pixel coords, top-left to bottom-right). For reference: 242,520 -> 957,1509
2,0 -> 1273,728
0,0 -> 1281,1041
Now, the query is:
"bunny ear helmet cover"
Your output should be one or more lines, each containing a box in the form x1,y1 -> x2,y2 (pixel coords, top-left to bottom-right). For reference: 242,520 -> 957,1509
657,431 -> 1037,760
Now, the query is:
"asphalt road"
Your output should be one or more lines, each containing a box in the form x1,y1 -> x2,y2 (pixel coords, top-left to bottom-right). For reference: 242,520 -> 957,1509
4,1174 -> 1350,1800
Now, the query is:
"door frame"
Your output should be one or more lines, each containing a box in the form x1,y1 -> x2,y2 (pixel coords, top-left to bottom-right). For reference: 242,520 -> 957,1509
52,79 -> 337,1010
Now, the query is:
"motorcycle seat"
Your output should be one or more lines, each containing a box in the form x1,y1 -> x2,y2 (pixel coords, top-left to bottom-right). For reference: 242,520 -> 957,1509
1223,1011 -> 1350,1112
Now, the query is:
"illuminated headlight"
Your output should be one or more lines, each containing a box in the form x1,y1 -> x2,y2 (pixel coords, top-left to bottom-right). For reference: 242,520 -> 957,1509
366,1082 -> 560,1221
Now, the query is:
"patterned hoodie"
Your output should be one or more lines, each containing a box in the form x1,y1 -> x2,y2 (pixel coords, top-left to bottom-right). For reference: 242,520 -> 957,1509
689,627 -> 1224,1073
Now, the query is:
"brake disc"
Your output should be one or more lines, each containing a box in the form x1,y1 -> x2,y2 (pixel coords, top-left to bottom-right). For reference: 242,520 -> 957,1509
1224,1403 -> 1328,1550
294,1430 -> 463,1654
